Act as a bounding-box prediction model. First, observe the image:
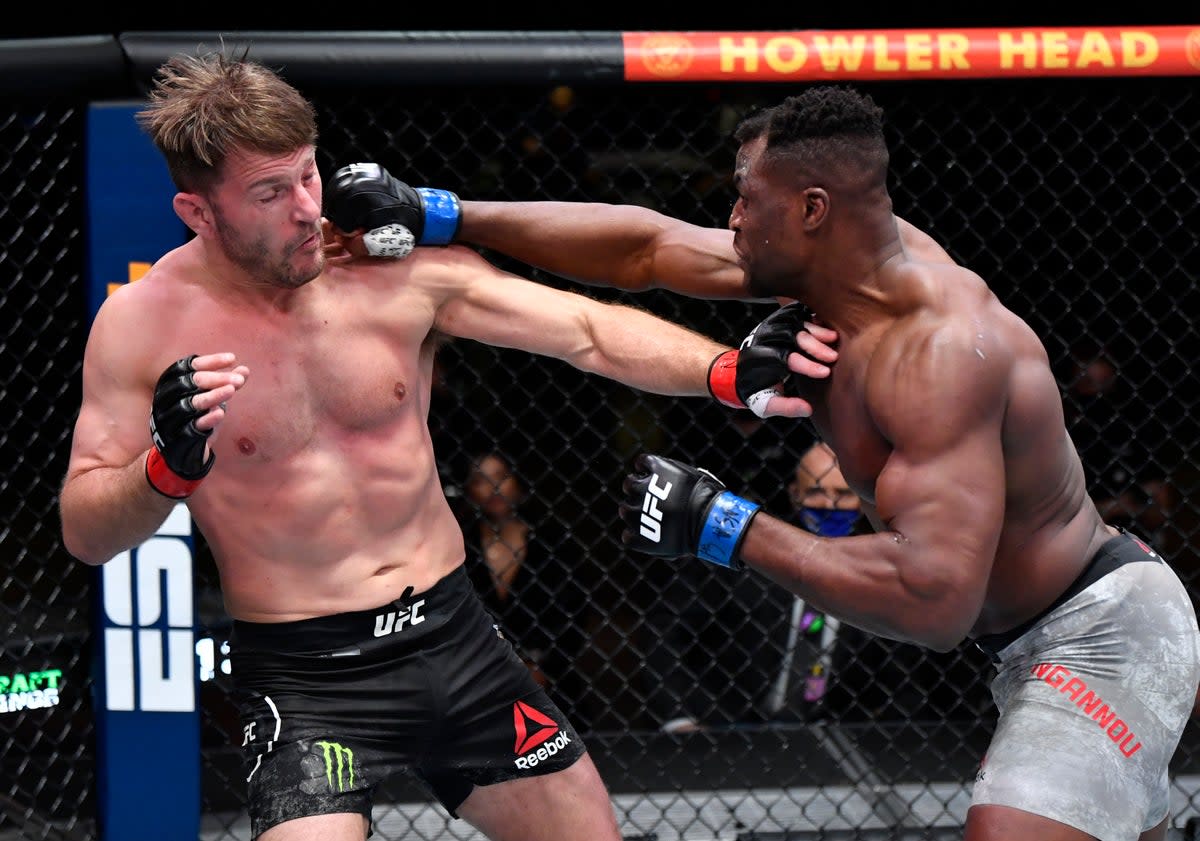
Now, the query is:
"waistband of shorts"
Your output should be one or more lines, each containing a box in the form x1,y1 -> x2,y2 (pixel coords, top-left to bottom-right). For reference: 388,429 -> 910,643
229,563 -> 471,652
974,528 -> 1160,663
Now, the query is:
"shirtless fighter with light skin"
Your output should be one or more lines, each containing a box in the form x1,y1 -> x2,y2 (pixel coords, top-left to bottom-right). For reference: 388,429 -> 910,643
361,86 -> 1200,841
57,53 -> 812,841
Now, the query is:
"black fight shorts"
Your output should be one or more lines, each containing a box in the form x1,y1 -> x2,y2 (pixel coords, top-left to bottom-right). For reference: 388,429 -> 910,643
228,565 -> 587,838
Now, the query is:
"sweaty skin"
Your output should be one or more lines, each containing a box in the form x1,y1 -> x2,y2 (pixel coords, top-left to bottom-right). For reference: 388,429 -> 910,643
458,149 -> 1112,652
727,133 -> 1112,649
59,144 -> 747,624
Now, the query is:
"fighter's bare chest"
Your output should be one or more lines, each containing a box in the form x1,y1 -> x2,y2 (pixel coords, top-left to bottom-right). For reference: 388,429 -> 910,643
181,310 -> 428,459
804,372 -> 892,503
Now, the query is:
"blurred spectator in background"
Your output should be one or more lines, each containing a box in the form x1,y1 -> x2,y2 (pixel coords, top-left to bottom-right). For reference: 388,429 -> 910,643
1060,340 -> 1200,719
765,442 -> 863,720
459,449 -> 586,699
1060,340 -> 1174,540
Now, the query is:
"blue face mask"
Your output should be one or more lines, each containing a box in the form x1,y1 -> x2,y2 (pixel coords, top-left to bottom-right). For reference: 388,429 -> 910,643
799,507 -> 860,537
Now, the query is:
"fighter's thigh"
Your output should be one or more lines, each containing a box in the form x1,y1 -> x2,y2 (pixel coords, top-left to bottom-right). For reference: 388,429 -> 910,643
964,803 -> 1097,841
234,688 -> 386,838
1139,813 -> 1169,841
258,812 -> 369,841
971,672 -> 1173,839
456,752 -> 622,841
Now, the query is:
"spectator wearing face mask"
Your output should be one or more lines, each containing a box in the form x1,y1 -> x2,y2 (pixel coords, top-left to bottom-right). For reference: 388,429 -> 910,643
765,442 -> 864,717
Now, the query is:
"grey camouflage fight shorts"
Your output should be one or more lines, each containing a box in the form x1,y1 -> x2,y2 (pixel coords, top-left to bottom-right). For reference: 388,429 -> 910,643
971,531 -> 1200,840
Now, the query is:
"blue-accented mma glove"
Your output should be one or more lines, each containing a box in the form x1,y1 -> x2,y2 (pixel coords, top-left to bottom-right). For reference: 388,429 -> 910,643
707,301 -> 817,418
325,162 -> 461,259
619,453 -> 761,570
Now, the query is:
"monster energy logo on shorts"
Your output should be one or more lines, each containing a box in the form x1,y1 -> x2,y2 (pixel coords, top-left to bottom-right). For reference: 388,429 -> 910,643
315,741 -> 355,792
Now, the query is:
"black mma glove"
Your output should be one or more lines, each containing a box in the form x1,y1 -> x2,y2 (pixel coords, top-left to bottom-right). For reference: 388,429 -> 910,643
619,453 -> 761,570
707,302 -> 816,418
146,356 -> 216,499
325,162 -> 461,258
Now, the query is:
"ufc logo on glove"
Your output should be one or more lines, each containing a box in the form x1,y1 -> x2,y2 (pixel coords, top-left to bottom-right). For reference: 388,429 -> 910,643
622,455 -> 759,570
639,474 -> 674,541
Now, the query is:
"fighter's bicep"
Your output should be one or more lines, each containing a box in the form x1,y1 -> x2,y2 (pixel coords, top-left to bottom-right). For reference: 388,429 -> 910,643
651,225 -> 757,300
871,424 -> 1005,623
67,302 -> 156,475
67,398 -> 146,477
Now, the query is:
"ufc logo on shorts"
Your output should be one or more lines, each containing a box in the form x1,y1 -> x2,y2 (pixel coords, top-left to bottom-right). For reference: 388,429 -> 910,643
639,474 -> 673,542
373,600 -> 426,638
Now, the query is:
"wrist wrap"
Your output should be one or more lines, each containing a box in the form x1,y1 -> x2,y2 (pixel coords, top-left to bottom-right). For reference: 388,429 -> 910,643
146,447 -> 207,499
362,224 -> 416,258
707,350 -> 745,409
697,491 -> 760,569
416,188 -> 462,245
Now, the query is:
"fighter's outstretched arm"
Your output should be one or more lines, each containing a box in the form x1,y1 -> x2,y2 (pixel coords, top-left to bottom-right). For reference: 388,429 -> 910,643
460,201 -> 761,301
323,162 -> 758,300
427,245 -> 813,417
325,162 -> 953,298
461,203 -> 959,298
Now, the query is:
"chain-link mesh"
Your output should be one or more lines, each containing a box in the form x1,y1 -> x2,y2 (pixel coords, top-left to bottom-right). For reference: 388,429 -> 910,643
0,98 -> 93,840
2,74 -> 1198,841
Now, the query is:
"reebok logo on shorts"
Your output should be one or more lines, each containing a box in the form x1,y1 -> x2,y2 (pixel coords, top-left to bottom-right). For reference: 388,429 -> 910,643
512,700 -> 571,769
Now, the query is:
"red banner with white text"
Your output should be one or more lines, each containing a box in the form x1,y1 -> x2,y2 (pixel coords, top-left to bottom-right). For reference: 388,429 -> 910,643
624,26 -> 1200,81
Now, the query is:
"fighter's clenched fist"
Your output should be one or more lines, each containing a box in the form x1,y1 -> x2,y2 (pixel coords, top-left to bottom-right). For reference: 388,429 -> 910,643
146,353 -> 247,499
324,162 -> 461,258
619,453 -> 760,570
707,302 -> 838,419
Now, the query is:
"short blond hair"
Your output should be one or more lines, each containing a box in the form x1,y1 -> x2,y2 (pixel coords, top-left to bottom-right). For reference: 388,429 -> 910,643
136,51 -> 318,193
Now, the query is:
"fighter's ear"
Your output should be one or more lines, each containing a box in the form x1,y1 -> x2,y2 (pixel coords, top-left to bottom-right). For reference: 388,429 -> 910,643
800,187 -> 829,230
173,192 -> 214,237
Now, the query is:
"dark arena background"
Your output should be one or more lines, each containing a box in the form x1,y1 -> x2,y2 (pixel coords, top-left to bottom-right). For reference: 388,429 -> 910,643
1,28 -> 1198,841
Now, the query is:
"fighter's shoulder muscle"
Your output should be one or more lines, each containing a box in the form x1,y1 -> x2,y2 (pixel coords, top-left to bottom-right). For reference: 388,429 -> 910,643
895,216 -> 955,265
323,243 -> 491,300
86,250 -> 192,372
870,280 -> 1013,433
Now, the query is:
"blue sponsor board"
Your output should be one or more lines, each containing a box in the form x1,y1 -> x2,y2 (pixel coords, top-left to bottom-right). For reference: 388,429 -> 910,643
85,102 -> 198,841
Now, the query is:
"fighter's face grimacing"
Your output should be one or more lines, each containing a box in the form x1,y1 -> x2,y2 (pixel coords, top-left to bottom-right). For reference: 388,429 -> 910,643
728,135 -> 817,301
207,146 -> 326,290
